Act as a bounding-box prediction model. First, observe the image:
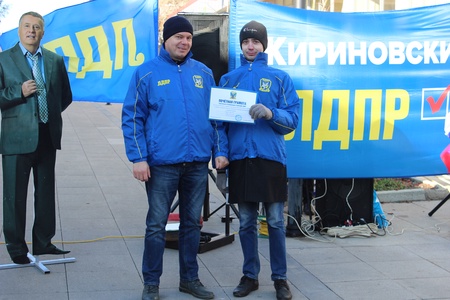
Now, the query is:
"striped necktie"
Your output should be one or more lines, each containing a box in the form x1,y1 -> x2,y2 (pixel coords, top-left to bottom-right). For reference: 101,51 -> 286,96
27,52 -> 48,123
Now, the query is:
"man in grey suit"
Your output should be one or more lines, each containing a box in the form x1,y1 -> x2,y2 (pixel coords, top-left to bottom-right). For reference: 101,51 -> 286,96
0,11 -> 72,264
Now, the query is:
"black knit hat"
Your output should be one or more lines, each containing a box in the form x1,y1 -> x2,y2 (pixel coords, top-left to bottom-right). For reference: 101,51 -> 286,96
163,16 -> 193,42
239,20 -> 268,51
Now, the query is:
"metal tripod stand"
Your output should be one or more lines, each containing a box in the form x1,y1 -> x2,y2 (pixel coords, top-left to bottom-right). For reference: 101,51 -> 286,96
167,168 -> 237,252
428,193 -> 450,216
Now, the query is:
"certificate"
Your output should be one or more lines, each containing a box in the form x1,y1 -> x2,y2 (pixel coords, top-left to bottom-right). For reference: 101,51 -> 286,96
209,87 -> 257,123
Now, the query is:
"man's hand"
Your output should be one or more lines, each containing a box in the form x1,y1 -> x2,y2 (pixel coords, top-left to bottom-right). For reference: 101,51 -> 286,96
249,104 -> 272,120
133,161 -> 151,182
215,156 -> 229,170
22,80 -> 37,98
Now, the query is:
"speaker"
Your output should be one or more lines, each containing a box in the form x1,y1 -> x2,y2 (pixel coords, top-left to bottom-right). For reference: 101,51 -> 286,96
315,178 -> 373,228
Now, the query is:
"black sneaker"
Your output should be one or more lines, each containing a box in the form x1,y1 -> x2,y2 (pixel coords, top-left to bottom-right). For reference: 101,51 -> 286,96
274,279 -> 292,300
233,275 -> 259,297
179,279 -> 214,299
142,285 -> 159,300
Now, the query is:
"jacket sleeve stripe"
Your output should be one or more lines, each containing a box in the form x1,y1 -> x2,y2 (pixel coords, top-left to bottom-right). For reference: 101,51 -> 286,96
132,71 -> 152,160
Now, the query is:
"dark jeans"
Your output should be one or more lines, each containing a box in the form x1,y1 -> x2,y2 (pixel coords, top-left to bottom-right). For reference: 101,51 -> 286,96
238,201 -> 287,281
142,162 -> 208,286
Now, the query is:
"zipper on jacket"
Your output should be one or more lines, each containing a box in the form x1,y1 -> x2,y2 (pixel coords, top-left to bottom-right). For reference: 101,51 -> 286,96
177,63 -> 193,161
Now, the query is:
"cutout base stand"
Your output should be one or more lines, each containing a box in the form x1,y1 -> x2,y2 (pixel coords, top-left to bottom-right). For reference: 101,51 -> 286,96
0,253 -> 76,274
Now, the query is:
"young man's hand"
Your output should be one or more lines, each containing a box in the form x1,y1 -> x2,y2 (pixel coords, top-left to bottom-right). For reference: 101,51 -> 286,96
249,104 -> 272,120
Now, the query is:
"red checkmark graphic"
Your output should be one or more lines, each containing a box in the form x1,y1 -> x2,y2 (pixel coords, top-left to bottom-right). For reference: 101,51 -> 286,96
426,84 -> 450,113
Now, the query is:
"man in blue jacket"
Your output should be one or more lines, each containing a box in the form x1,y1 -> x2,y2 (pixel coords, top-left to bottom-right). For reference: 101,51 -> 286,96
122,16 -> 216,300
214,21 -> 299,300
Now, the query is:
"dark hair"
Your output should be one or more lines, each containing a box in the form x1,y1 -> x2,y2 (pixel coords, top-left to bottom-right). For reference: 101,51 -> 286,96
19,12 -> 45,29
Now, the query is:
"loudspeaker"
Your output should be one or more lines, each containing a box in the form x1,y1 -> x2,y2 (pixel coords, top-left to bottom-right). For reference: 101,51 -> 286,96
315,178 -> 373,228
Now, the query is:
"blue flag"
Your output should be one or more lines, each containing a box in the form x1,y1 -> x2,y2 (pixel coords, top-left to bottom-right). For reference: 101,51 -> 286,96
230,0 -> 450,178
0,0 -> 158,103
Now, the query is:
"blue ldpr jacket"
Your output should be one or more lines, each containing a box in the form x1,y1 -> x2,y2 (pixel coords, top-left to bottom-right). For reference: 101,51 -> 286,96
122,46 -> 216,166
213,52 -> 300,165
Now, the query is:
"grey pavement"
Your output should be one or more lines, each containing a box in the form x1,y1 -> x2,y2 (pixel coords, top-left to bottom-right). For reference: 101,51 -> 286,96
2,101 -> 450,300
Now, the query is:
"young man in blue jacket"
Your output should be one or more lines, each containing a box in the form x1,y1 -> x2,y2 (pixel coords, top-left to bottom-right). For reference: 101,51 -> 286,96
122,16 -> 216,300
214,21 -> 299,300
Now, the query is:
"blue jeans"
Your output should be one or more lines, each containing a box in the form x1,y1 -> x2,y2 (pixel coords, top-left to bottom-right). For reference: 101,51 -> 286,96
142,162 -> 208,286
238,201 -> 287,281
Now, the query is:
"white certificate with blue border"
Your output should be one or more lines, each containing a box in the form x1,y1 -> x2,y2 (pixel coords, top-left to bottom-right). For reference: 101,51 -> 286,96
209,87 -> 257,123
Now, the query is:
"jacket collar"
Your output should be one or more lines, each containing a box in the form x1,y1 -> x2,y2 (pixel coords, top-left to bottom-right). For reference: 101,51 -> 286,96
18,42 -> 43,57
240,51 -> 268,67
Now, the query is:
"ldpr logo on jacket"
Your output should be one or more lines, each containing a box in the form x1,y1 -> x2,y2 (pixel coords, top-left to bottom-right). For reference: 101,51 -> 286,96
193,75 -> 204,88
158,79 -> 170,86
259,78 -> 271,92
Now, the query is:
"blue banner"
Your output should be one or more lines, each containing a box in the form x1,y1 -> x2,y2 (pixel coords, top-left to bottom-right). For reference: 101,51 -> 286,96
0,0 -> 158,103
230,0 -> 450,178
